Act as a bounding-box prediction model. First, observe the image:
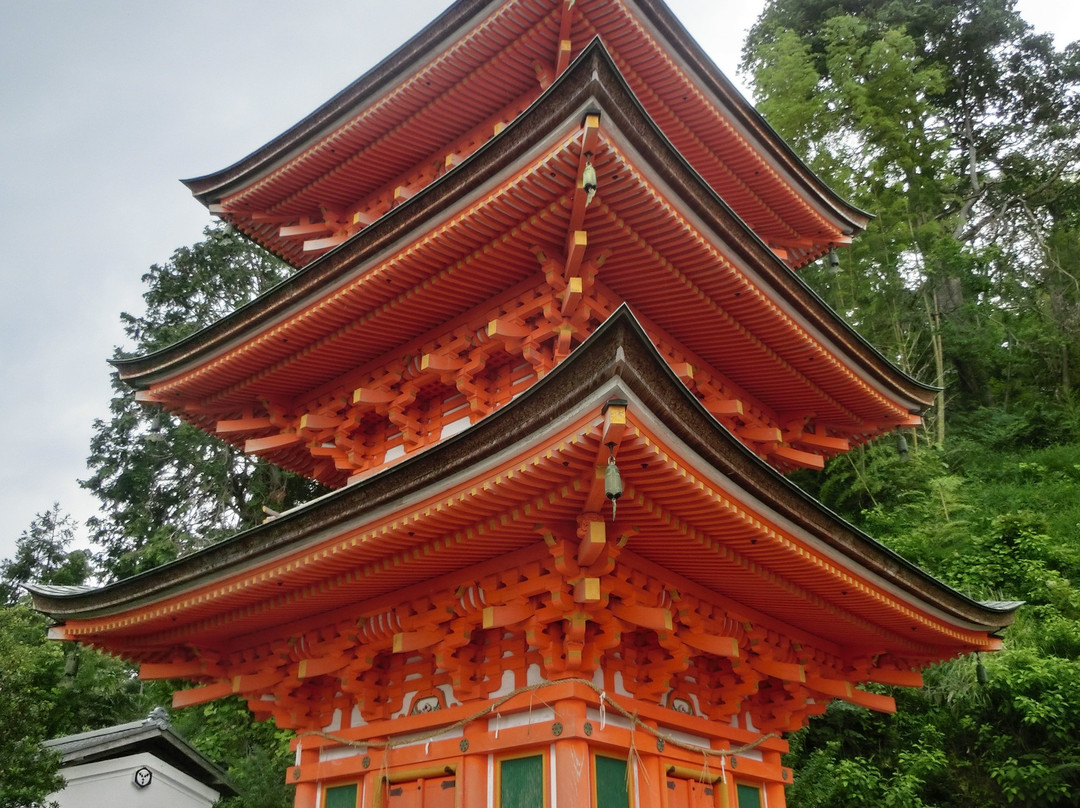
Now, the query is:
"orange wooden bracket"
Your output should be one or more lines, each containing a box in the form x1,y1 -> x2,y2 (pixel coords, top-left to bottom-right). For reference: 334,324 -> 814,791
612,603 -> 672,632
280,218 -> 332,238
299,413 -> 341,431
808,677 -> 897,713
533,60 -> 555,89
704,398 -> 744,417
303,235 -> 348,252
748,657 -> 806,683
393,629 -> 443,654
737,426 -> 782,443
217,416 -> 272,434
561,275 -> 583,316
245,432 -> 301,454
681,632 -> 740,659
249,212 -> 292,223
482,603 -> 533,629
791,432 -> 851,452
231,671 -> 282,693
421,351 -> 464,373
573,577 -> 601,602
353,386 -> 398,405
670,361 -> 694,383
173,682 -> 233,709
556,39 -> 573,75
577,517 -> 606,566
140,660 -> 218,680
772,445 -> 825,470
865,668 -> 924,687
297,656 -> 349,679
487,317 -> 532,340
565,231 -> 587,279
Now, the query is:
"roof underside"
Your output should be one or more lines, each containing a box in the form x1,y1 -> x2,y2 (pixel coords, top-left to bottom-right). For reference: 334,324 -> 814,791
118,45 -> 931,484
37,311 -> 1013,667
185,0 -> 866,269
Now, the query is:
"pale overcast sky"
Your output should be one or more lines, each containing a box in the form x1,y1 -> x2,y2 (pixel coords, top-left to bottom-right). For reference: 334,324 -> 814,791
0,0 -> 1075,564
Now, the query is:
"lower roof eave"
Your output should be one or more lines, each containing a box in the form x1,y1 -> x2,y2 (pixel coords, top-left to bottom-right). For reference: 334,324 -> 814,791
31,307 -> 1015,640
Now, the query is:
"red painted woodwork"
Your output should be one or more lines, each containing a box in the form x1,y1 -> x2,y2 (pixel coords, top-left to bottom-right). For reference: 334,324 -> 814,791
31,4 -> 1018,808
188,1 -> 864,270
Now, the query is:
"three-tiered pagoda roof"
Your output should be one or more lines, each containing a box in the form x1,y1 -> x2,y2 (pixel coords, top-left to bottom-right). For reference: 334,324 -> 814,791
33,4 -> 1017,808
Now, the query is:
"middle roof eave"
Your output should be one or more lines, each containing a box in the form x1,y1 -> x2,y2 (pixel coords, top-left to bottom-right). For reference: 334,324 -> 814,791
115,42 -> 933,415
34,306 -> 1013,637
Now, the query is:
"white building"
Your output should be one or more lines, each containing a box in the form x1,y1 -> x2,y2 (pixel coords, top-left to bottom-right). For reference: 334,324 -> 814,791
44,709 -> 236,808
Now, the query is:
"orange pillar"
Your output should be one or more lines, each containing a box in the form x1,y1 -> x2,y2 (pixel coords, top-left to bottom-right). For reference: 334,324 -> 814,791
635,720 -> 666,808
763,750 -> 787,808
293,744 -> 320,808
554,698 -> 591,808
461,721 -> 489,808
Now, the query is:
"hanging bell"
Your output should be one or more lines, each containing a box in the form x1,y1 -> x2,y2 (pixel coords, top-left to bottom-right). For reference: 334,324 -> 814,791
604,448 -> 623,520
582,156 -> 598,206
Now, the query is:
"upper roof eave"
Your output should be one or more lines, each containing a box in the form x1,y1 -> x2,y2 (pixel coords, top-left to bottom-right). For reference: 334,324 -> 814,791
630,0 -> 870,232
116,42 -> 934,411
36,308 -> 1012,634
180,0 -> 867,236
181,0 -> 491,202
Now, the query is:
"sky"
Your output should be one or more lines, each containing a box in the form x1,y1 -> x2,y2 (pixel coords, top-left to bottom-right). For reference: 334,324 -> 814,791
0,1 -> 1076,565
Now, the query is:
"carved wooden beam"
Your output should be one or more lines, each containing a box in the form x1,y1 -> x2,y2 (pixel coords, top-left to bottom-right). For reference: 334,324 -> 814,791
771,445 -> 825,470
244,432 -> 301,454
139,660 -> 220,680
217,417 -> 273,434
555,0 -> 576,75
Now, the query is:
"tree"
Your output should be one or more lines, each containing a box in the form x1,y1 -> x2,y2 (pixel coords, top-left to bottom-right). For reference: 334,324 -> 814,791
1,504 -> 91,605
82,224 -> 324,579
744,0 -> 1080,443
744,3 -> 1080,804
0,606 -> 65,808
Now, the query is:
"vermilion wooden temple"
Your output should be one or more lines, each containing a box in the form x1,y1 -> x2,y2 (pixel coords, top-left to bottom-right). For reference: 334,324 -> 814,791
33,2 -> 1017,807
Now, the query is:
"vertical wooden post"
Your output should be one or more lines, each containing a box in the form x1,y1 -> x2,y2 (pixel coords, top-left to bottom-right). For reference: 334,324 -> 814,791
294,743 -> 320,808
762,750 -> 787,808
554,698 -> 591,808
461,721 -> 489,808
635,720 -> 665,808
713,741 -> 732,808
363,767 -> 383,808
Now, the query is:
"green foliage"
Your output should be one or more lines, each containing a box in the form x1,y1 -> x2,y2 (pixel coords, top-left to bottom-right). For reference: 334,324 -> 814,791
0,605 -> 159,807
749,9 -> 1080,793
0,606 -> 65,808
171,698 -> 294,808
6,4 -> 1080,807
785,434 -> 1080,806
1,505 -> 91,605
746,0 -> 1080,435
82,224 -> 324,579
1,224 -> 312,806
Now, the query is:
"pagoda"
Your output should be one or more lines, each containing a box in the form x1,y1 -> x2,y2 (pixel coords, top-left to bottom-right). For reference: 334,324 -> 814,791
32,2 -> 1017,808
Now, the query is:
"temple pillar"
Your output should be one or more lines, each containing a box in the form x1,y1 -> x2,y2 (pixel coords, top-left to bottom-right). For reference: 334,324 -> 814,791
635,720 -> 666,808
294,744 -> 320,808
554,698 -> 591,808
461,721 -> 489,808
762,750 -> 788,808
